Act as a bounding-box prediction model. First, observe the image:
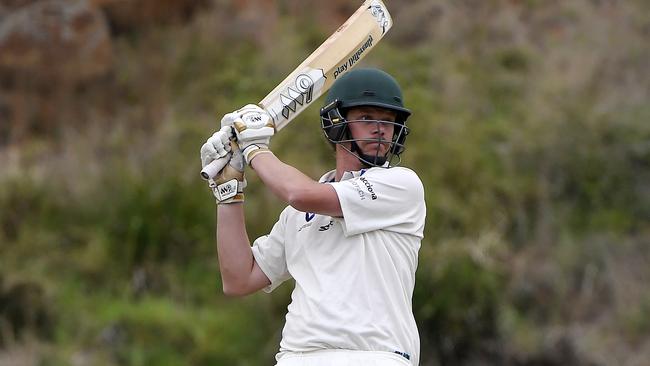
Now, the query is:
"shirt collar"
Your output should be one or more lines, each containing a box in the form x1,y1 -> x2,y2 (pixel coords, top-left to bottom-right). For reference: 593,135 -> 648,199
318,168 -> 368,183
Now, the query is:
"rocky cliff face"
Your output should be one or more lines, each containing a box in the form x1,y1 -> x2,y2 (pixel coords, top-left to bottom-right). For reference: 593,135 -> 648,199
0,1 -> 111,143
0,1 -> 113,85
0,0 -> 207,144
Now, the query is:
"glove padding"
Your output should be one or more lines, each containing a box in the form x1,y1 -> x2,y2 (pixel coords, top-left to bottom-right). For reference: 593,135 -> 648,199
221,104 -> 275,165
209,142 -> 246,204
201,125 -> 246,204
201,125 -> 233,169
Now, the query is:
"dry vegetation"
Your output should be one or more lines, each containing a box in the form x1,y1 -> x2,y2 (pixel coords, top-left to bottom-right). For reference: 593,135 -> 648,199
1,0 -> 649,365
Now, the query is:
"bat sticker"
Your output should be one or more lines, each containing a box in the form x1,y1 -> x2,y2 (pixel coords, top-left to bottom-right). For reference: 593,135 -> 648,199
266,68 -> 326,123
333,35 -> 374,79
369,1 -> 391,34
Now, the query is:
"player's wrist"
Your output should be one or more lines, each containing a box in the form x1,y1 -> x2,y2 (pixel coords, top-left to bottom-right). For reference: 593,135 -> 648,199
209,164 -> 247,204
216,192 -> 245,204
242,144 -> 273,165
209,178 -> 246,204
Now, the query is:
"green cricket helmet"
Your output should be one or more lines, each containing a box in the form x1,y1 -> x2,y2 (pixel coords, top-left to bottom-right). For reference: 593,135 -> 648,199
320,68 -> 411,167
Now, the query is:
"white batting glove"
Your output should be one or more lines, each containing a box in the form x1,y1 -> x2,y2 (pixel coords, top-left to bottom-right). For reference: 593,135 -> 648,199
201,126 -> 246,204
200,125 -> 233,169
209,143 -> 246,204
221,104 -> 275,165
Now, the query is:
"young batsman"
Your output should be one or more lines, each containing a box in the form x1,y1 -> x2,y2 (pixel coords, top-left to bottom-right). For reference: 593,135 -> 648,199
200,68 -> 426,365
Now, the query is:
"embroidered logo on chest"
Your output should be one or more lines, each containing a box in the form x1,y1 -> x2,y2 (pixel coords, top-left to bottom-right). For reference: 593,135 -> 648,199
318,220 -> 335,231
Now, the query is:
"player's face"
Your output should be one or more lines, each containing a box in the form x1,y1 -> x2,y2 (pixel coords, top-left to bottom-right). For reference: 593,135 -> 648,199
346,106 -> 397,157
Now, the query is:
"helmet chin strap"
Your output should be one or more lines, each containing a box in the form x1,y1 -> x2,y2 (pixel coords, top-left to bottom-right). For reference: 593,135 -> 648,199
350,141 -> 387,167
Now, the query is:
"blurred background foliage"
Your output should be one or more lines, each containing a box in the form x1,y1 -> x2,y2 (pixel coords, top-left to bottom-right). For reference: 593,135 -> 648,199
0,0 -> 649,365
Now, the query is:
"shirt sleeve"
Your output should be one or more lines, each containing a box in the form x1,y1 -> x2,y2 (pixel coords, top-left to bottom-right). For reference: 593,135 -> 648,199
251,207 -> 293,293
328,167 -> 426,237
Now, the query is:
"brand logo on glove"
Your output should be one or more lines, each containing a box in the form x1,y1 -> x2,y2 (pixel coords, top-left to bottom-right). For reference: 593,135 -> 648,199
220,185 -> 235,195
217,179 -> 239,201
247,114 -> 263,122
242,112 -> 267,128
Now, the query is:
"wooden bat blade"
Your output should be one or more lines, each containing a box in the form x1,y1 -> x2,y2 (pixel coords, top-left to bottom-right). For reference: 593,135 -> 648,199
261,0 -> 393,131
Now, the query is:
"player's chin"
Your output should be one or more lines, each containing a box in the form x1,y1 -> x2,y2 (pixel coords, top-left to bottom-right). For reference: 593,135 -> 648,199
364,143 -> 389,156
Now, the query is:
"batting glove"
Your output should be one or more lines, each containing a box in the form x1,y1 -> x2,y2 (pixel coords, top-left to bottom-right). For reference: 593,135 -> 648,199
209,143 -> 246,204
201,125 -> 233,169
221,104 -> 275,165
201,126 -> 246,204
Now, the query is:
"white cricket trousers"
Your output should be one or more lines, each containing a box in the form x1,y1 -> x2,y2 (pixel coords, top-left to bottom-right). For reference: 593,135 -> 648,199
275,350 -> 411,366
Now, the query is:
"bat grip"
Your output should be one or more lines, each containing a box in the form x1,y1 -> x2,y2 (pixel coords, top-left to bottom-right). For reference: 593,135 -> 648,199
200,157 -> 229,180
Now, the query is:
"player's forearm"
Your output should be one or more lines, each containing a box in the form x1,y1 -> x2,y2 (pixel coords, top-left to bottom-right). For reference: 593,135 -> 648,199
216,203 -> 255,296
250,153 -> 326,212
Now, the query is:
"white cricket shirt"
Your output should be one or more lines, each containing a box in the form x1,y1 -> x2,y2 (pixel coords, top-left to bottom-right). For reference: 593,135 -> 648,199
251,167 -> 426,365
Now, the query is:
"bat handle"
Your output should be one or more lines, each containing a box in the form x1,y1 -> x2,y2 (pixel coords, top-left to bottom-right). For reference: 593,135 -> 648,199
200,157 -> 229,180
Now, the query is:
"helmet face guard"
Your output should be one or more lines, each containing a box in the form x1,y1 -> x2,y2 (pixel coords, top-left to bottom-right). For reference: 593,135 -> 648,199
319,68 -> 411,167
320,99 -> 410,167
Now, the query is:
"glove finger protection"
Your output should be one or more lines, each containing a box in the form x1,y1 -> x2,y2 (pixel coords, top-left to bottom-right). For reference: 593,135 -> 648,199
200,125 -> 234,169
220,111 -> 239,128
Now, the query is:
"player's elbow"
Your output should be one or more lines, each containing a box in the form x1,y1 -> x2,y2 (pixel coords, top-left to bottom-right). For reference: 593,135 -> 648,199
287,189 -> 320,213
287,192 -> 308,212
222,282 -> 252,297
222,287 -> 245,298
287,187 -> 342,217
285,182 -> 318,209
220,274 -> 249,297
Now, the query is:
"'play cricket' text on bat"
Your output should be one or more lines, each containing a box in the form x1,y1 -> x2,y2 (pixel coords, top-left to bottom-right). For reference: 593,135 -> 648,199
201,0 -> 393,179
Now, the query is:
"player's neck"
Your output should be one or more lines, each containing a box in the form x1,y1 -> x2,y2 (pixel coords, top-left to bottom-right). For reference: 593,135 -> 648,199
335,144 -> 364,181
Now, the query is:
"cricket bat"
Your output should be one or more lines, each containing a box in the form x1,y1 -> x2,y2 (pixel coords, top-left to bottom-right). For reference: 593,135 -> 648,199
201,0 -> 393,179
